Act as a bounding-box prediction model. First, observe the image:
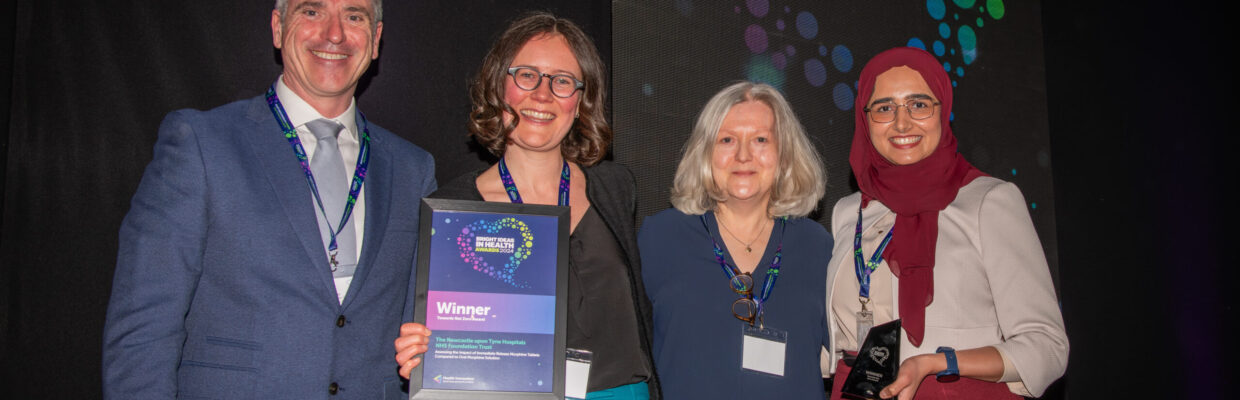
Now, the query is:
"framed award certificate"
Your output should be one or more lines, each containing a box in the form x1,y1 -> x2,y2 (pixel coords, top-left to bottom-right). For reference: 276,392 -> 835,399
409,198 -> 570,400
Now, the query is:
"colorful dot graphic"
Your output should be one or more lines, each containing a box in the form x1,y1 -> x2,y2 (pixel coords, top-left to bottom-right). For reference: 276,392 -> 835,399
987,0 -> 1005,19
928,0 -> 947,19
796,11 -> 818,39
908,37 -> 927,50
831,45 -> 853,72
745,24 -> 768,53
804,59 -> 827,87
645,0 -> 1010,116
747,0 -> 768,17
833,83 -> 854,111
909,0 -> 1004,80
455,217 -> 534,288
958,25 -> 977,64
747,55 -> 784,89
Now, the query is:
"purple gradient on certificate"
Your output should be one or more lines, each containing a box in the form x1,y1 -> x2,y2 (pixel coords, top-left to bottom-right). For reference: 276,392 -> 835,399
426,291 -> 555,334
421,210 -> 561,393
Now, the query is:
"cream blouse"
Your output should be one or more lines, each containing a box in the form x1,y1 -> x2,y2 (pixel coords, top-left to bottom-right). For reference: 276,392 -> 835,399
823,177 -> 1069,397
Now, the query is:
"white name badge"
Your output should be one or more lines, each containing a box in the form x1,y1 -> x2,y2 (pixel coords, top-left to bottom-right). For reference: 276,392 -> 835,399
741,325 -> 788,376
565,348 -> 593,399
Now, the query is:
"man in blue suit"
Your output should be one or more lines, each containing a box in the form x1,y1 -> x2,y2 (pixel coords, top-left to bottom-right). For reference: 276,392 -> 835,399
102,0 -> 434,398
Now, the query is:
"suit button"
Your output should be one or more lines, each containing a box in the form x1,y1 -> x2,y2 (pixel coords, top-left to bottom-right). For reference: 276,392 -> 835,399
336,315 -> 346,327
329,382 -> 339,395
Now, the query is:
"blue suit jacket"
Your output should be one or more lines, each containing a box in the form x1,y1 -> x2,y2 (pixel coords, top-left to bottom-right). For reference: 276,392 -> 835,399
102,94 -> 436,399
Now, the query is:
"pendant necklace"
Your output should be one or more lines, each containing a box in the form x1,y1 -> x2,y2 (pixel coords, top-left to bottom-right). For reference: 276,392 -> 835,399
717,214 -> 768,253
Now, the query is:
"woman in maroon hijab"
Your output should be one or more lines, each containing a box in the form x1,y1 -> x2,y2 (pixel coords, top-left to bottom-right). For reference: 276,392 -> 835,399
822,47 -> 1067,399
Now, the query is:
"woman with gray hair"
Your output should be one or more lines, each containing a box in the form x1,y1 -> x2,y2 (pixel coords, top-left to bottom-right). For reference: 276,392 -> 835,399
638,81 -> 831,399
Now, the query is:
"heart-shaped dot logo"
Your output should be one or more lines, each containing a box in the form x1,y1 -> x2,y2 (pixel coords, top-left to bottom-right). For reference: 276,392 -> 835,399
456,217 -> 534,288
869,346 -> 890,366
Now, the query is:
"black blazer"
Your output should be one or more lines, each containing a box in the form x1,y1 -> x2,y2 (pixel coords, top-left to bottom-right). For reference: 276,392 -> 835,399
429,160 -> 661,399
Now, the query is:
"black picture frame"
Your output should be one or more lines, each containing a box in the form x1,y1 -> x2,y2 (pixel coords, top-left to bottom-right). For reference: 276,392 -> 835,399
409,198 -> 570,400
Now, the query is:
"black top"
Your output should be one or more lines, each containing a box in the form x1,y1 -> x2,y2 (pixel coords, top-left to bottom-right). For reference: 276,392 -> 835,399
429,161 -> 661,399
567,207 -> 651,389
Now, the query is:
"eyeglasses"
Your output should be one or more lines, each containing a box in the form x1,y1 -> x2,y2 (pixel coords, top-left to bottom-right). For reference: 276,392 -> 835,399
729,273 -> 763,327
863,99 -> 941,123
506,67 -> 584,98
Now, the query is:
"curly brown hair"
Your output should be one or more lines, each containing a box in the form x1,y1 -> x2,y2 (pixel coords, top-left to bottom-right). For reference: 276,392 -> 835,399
468,12 -> 611,166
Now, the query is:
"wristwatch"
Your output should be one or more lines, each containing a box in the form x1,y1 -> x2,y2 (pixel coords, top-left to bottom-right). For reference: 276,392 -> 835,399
935,346 -> 960,383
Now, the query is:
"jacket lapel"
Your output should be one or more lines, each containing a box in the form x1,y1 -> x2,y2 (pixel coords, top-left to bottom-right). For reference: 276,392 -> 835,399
341,113 -> 390,309
245,96 -> 341,307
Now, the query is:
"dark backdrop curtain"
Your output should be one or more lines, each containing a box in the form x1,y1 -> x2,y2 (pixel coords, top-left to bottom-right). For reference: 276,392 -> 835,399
1042,1 -> 1231,398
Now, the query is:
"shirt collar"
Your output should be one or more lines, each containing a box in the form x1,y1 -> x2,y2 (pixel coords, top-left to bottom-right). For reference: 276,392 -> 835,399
275,75 -> 359,141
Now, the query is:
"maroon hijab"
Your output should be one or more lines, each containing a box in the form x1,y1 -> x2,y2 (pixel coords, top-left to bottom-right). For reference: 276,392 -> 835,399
850,47 -> 986,346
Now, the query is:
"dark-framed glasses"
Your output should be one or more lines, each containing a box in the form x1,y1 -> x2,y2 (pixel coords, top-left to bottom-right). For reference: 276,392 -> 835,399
864,99 -> 941,123
506,66 -> 584,98
729,273 -> 763,327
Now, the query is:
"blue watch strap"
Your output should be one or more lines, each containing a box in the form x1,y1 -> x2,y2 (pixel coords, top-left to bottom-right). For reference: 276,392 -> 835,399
935,346 -> 960,382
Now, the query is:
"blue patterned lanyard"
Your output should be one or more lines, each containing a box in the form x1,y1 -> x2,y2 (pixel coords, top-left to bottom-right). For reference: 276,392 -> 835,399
497,157 -> 570,206
853,202 -> 894,298
701,214 -> 785,315
265,86 -> 370,268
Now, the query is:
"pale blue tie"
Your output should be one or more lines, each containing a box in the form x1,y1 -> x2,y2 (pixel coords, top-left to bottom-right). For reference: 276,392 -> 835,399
306,119 -> 357,280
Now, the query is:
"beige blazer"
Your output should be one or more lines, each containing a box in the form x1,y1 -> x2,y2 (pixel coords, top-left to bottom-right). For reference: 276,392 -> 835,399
824,177 -> 1068,397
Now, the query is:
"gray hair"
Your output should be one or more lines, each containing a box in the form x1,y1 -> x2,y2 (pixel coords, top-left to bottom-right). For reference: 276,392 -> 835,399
275,0 -> 383,24
670,81 -> 826,218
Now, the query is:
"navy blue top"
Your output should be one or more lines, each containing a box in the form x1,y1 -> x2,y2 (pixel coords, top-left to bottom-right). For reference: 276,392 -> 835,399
639,209 -> 831,400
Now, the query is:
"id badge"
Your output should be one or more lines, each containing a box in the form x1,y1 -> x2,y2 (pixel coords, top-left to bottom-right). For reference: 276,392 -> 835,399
741,325 -> 787,376
565,348 -> 593,399
856,308 -> 874,343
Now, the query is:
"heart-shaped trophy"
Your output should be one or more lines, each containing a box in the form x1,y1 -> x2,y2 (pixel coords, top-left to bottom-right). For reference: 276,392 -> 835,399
841,319 -> 901,400
455,217 -> 534,288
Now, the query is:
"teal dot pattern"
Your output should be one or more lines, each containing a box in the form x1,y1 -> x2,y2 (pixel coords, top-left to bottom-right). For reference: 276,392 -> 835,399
908,0 -> 1004,87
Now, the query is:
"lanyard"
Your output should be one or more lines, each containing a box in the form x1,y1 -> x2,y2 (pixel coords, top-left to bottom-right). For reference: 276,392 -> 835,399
853,202 -> 894,299
265,86 -> 370,266
702,214 -> 785,315
497,157 -> 570,206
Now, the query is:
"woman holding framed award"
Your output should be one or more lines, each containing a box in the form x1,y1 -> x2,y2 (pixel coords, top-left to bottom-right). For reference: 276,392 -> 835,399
823,47 -> 1068,400
394,12 -> 658,400
638,81 -> 831,399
